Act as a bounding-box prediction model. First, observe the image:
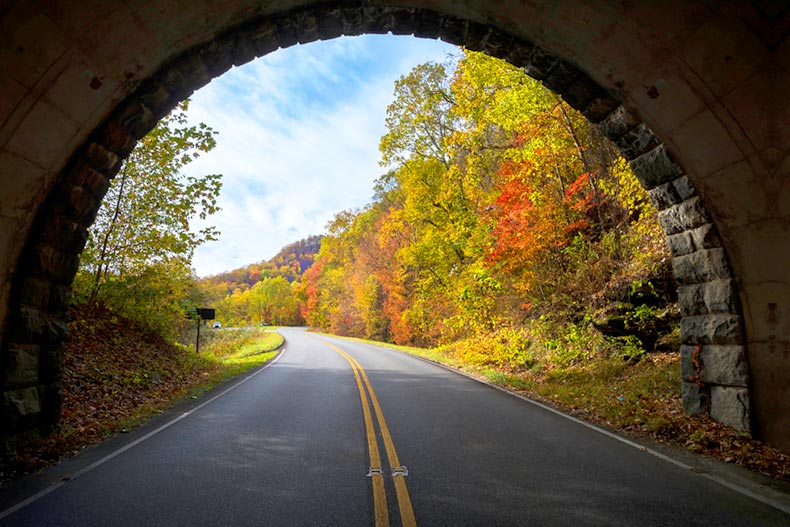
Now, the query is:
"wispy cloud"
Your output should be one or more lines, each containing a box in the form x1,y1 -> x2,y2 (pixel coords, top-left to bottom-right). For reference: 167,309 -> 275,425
184,35 -> 459,277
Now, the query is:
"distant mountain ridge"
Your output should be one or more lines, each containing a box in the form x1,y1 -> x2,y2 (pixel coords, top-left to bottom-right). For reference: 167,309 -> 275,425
201,235 -> 322,291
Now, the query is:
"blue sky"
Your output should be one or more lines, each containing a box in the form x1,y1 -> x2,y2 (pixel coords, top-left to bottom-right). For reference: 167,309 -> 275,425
184,35 -> 459,277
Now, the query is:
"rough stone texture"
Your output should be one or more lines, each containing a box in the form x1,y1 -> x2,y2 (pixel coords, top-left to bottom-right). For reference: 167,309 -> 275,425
3,344 -> 39,387
680,344 -> 702,384
581,93 -> 619,123
648,182 -> 683,211
710,385 -> 750,431
678,280 -> 739,316
659,197 -> 710,235
681,314 -> 744,345
614,123 -> 660,160
688,223 -> 722,250
672,248 -> 731,284
672,176 -> 696,201
702,279 -> 739,314
13,306 -> 68,345
648,175 -> 699,211
682,380 -> 710,415
701,345 -> 748,386
0,1 -> 762,447
563,74 -> 603,112
666,232 -> 695,257
3,386 -> 41,416
597,104 -> 640,140
630,145 -> 684,190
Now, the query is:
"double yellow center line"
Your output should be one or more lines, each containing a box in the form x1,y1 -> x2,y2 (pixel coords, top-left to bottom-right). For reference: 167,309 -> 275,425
322,341 -> 416,527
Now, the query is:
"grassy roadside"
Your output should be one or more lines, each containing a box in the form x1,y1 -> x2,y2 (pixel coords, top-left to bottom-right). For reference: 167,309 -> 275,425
0,308 -> 283,486
328,333 -> 790,482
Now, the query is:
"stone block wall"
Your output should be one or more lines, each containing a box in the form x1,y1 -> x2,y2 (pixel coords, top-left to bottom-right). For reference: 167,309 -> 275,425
0,3 -> 752,445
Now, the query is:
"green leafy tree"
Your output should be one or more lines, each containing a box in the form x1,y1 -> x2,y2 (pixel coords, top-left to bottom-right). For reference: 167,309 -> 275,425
74,101 -> 222,335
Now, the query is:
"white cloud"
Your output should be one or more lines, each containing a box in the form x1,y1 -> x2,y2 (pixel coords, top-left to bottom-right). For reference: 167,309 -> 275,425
184,35 -> 459,276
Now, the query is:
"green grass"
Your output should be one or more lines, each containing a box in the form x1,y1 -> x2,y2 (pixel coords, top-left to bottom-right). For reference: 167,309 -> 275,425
199,329 -> 284,380
223,331 -> 284,360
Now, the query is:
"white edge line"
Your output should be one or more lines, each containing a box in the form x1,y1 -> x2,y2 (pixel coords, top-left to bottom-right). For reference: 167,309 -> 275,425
346,338 -> 790,516
0,347 -> 286,521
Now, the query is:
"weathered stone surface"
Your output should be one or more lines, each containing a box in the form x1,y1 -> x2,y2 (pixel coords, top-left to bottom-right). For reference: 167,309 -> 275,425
174,50 -> 212,90
688,223 -> 722,250
648,181 -> 682,211
40,381 -> 63,422
596,105 -> 639,140
337,5 -> 364,35
542,60 -> 580,93
50,284 -> 71,311
500,40 -> 535,69
133,79 -> 174,122
18,278 -> 50,310
3,386 -> 41,416
679,285 -> 706,316
196,36 -> 237,77
672,248 -> 730,284
680,344 -> 703,383
562,74 -> 601,111
581,93 -> 619,123
291,9 -> 321,42
703,279 -> 739,313
14,306 -> 68,344
274,16 -> 299,47
40,218 -> 89,255
15,280 -> 69,313
39,343 -> 64,382
315,6 -> 345,40
701,345 -> 748,386
523,46 -> 557,80
680,313 -> 743,345
682,380 -> 710,415
84,142 -> 121,175
359,7 -> 389,35
155,53 -> 204,102
710,386 -> 750,431
69,165 -> 111,205
667,232 -> 695,257
112,100 -> 157,141
615,123 -> 660,160
388,6 -> 418,35
630,145 -> 684,190
492,31 -> 518,57
245,18 -> 279,57
52,184 -> 100,226
672,175 -> 696,201
659,197 -> 710,235
679,280 -> 739,316
4,344 -> 39,387
96,119 -> 138,159
463,21 -> 492,52
32,245 -> 81,284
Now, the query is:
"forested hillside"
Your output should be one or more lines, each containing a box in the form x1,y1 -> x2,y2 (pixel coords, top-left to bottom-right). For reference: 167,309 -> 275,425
198,235 -> 321,326
201,235 -> 321,292
301,50 -> 673,367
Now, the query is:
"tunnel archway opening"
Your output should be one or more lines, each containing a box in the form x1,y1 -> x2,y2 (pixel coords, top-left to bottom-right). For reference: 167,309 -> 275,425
2,2 -> 780,451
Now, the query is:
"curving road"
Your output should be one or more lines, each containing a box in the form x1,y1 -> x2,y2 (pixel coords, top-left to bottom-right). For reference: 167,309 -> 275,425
1,327 -> 788,526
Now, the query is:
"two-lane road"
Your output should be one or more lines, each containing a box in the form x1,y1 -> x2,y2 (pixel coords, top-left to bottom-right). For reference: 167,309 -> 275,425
1,327 -> 788,526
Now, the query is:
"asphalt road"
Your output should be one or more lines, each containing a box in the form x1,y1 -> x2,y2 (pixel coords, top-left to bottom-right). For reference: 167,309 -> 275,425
1,327 -> 788,526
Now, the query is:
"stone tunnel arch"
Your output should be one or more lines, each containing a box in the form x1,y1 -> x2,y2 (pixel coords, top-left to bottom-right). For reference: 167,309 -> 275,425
0,1 -> 786,451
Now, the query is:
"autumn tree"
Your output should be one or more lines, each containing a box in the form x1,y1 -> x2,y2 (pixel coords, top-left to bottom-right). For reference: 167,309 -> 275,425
300,49 -> 669,359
